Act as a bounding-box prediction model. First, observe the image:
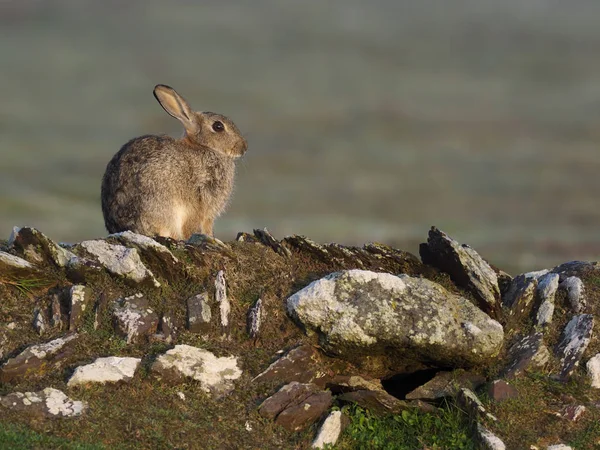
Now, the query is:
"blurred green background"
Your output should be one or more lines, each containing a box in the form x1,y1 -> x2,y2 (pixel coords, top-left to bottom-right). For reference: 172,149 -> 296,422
1,0 -> 599,274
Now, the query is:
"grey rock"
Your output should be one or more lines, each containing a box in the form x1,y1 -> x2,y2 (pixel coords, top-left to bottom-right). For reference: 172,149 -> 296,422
74,240 -> 160,287
337,389 -> 413,415
405,370 -> 485,400
560,404 -> 586,422
0,387 -> 86,418
502,332 -> 550,378
187,293 -> 212,334
458,388 -> 497,422
187,234 -> 231,253
312,410 -> 347,449
555,314 -> 594,381
477,423 -> 506,450
0,250 -> 39,276
547,445 -> 573,450
275,391 -> 333,432
586,353 -> 600,388
110,230 -> 178,264
32,308 -> 46,335
112,293 -> 159,344
215,270 -> 230,334
68,356 -> 141,387
282,235 -> 331,262
326,375 -> 384,394
151,345 -> 242,397
68,285 -> 94,331
419,227 -> 501,320
247,298 -> 263,339
0,334 -> 78,383
502,274 -> 537,323
50,293 -> 64,329
552,261 -> 599,279
8,227 -> 76,267
287,270 -> 504,371
253,228 -> 291,257
535,273 -> 560,327
559,277 -> 586,313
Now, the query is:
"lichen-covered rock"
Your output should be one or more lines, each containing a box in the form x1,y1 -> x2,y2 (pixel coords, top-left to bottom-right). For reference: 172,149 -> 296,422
560,404 -> 586,422
312,410 -> 346,449
535,273 -> 560,327
258,382 -> 319,420
502,332 -> 550,378
253,228 -> 291,257
68,285 -> 94,331
186,293 -> 212,334
74,239 -> 160,287
110,231 -> 178,264
215,270 -> 230,335
0,387 -> 86,418
552,261 -> 599,279
275,391 -> 333,432
247,298 -> 263,339
555,314 -> 594,381
337,389 -> 413,415
287,270 -> 503,373
151,345 -> 242,397
586,353 -> 600,388
0,334 -> 78,383
67,356 -> 141,387
502,274 -> 537,324
32,308 -> 46,335
252,344 -> 338,388
419,227 -> 501,319
547,445 -> 573,450
405,370 -> 485,400
559,277 -> 586,313
8,227 -> 76,267
0,250 -> 41,277
112,293 -> 159,344
458,388 -> 497,422
326,375 -> 384,394
477,423 -> 506,450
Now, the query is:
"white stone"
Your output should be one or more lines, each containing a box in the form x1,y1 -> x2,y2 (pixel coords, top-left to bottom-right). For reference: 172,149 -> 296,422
215,270 -> 230,329
152,345 -> 242,395
0,251 -> 34,269
67,356 -> 141,387
177,392 -> 186,401
586,353 -> 600,388
477,423 -> 505,450
560,277 -> 585,313
312,410 -> 343,448
42,388 -> 87,416
110,231 -> 178,263
547,445 -> 573,450
27,334 -> 78,360
78,240 -> 160,287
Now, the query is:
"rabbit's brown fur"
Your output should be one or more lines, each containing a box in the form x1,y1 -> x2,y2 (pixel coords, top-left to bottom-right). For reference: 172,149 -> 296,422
101,85 -> 247,239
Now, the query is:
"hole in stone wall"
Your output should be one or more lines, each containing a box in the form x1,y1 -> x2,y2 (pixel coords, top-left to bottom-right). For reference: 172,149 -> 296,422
381,368 -> 445,400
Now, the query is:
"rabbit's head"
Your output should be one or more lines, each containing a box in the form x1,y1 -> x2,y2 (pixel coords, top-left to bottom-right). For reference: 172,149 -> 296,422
153,84 -> 248,157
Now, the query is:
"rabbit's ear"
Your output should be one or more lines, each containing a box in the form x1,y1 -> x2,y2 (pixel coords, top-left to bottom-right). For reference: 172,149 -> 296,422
153,85 -> 197,132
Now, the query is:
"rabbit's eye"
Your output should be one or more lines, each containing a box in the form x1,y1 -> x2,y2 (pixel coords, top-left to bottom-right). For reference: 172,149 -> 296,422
212,121 -> 225,132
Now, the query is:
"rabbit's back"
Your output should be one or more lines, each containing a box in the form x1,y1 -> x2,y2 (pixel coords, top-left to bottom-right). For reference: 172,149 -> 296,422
101,134 -> 235,239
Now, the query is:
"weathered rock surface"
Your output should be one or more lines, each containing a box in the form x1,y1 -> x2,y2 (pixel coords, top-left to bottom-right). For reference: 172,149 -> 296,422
326,375 -> 384,394
253,228 -> 291,257
476,423 -> 506,450
337,389 -> 414,415
535,273 -> 560,327
560,404 -> 586,422
151,345 -> 242,396
458,388 -> 497,422
405,370 -> 485,400
502,332 -> 550,378
112,293 -> 159,344
68,356 -> 141,387
0,387 -> 86,418
258,382 -> 319,420
419,227 -> 501,319
487,380 -> 518,402
275,391 -> 333,432
187,293 -> 212,334
287,270 -> 503,373
9,226 -> 76,267
110,230 -> 178,264
586,353 -> 600,388
74,239 -> 160,287
33,308 -> 46,335
502,274 -> 537,324
0,334 -> 78,382
555,314 -> 594,380
547,445 -> 573,450
0,250 -> 40,276
312,410 -> 346,449
215,270 -> 230,334
247,298 -> 263,339
252,344 -> 337,388
559,277 -> 586,313
69,285 -> 94,331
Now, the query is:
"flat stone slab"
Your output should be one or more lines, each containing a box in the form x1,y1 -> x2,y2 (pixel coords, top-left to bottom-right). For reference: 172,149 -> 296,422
326,375 -> 384,394
110,231 -> 178,264
502,332 -> 550,378
287,270 -> 504,372
535,273 -> 560,327
337,389 -> 413,415
477,423 -> 506,450
151,345 -> 242,396
405,370 -> 485,400
187,293 -> 212,334
559,277 -> 586,313
75,239 -> 160,287
586,353 -> 600,388
9,227 -> 76,267
312,410 -> 346,449
275,391 -> 332,432
0,250 -> 41,277
419,227 -> 501,319
555,314 -> 594,381
0,387 -> 86,418
0,334 -> 78,383
112,293 -> 159,344
68,356 -> 142,387
259,382 -> 319,420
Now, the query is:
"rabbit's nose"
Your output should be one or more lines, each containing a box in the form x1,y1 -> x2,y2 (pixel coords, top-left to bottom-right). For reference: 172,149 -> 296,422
236,138 -> 248,156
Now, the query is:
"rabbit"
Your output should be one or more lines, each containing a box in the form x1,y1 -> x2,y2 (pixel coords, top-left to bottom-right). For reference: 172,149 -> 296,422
101,84 -> 248,240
